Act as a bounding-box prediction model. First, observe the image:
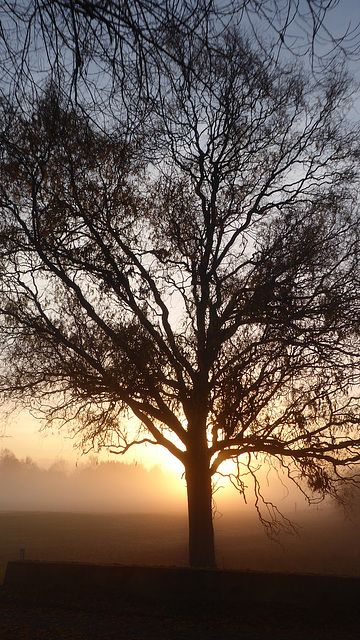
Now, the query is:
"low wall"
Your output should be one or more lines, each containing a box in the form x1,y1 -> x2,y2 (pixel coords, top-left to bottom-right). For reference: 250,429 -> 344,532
4,561 -> 360,608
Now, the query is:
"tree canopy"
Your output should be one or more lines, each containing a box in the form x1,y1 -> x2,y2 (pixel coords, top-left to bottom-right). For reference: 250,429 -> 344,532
1,1 -> 360,567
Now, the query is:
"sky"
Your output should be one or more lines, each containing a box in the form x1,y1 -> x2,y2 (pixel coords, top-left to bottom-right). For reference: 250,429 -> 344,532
1,409 -> 184,474
2,0 -> 360,484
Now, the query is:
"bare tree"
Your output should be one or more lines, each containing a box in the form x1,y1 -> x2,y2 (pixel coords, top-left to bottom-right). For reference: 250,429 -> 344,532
1,17 -> 360,567
1,1 -> 359,112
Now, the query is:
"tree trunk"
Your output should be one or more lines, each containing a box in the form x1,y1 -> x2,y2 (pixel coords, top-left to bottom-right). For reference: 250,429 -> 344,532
185,456 -> 216,568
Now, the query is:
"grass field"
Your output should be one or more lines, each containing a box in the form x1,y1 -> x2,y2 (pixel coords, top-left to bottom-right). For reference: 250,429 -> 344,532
1,507 -> 360,584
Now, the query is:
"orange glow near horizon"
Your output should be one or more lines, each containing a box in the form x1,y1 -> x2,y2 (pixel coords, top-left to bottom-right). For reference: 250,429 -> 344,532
1,408 -> 309,516
1,409 -> 185,473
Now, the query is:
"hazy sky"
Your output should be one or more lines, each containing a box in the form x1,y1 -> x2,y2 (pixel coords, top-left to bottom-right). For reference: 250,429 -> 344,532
1,409 -> 184,473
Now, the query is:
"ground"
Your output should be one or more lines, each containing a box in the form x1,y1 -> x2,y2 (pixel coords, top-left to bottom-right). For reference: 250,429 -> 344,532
1,585 -> 360,640
1,511 -> 360,638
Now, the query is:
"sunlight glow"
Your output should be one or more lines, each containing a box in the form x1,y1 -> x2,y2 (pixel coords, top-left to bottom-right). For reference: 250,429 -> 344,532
2,409 -> 186,475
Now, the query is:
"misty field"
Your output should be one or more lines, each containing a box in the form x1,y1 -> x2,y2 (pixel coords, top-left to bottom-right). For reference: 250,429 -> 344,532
1,507 -> 360,584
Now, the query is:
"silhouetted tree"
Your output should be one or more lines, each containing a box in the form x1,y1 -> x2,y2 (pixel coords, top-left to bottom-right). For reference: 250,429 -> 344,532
1,1 -> 359,111
1,3 -> 360,567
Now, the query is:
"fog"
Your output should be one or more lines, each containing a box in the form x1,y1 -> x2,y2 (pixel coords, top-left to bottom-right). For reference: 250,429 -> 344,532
0,447 -> 306,514
0,449 -> 186,513
1,449 -> 360,577
2,448 -> 358,521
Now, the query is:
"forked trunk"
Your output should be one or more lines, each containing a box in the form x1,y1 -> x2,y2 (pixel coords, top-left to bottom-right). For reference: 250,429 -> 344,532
185,456 -> 216,568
